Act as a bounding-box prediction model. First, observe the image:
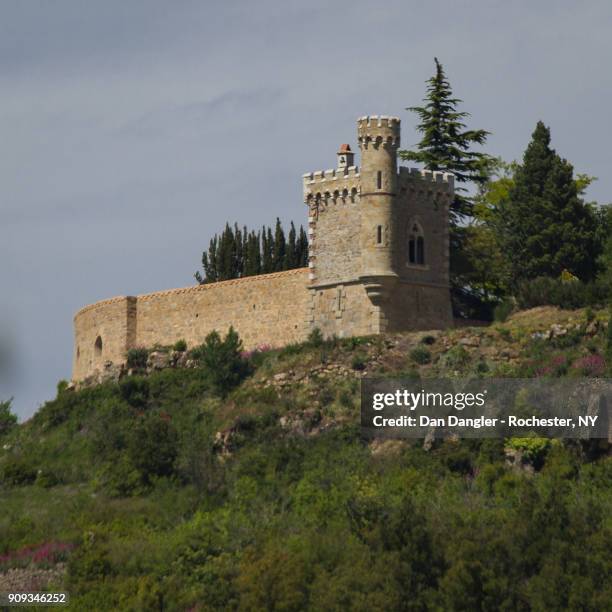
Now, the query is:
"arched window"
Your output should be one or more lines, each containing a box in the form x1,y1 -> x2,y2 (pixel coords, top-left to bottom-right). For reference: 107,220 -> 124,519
408,221 -> 425,265
94,335 -> 103,357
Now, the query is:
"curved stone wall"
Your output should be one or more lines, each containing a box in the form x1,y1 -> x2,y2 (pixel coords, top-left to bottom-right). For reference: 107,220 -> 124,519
73,268 -> 311,381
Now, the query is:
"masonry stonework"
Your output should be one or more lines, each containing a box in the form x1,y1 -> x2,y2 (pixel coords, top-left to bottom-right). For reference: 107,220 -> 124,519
73,115 -> 454,381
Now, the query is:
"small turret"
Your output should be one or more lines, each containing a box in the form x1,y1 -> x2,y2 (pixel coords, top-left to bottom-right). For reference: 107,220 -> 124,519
337,144 -> 354,171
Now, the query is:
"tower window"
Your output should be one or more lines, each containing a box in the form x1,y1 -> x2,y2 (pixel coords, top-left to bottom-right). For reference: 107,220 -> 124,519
408,221 -> 425,265
376,225 -> 383,245
94,335 -> 103,357
377,171 -> 382,189
416,236 -> 425,264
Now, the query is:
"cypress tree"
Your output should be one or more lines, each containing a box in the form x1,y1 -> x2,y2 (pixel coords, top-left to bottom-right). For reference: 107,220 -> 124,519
273,218 -> 286,271
245,231 -> 261,277
196,220 -> 308,282
266,227 -> 275,273
195,235 -> 218,284
297,225 -> 309,267
400,58 -> 492,225
219,223 -> 237,280
497,121 -> 598,283
285,222 -> 297,270
260,226 -> 270,273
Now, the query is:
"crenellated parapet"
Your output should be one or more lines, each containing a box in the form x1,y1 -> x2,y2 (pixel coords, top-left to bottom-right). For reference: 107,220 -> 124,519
302,167 -> 361,204
398,166 -> 454,195
357,115 -> 401,150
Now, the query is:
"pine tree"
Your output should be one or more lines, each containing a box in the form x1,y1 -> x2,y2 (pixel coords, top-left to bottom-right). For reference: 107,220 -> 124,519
400,58 -> 492,225
496,121 -> 598,283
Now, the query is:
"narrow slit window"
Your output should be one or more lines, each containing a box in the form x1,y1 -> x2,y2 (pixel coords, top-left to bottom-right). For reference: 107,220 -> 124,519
377,171 -> 382,189
376,225 -> 382,244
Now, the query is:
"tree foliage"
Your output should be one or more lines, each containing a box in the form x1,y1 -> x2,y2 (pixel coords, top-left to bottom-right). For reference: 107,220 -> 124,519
400,57 -> 493,225
495,121 -> 599,284
195,220 -> 308,284
0,398 -> 17,437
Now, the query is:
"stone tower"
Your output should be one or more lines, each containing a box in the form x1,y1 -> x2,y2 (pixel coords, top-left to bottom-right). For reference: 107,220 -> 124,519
303,115 -> 453,338
357,116 -> 401,326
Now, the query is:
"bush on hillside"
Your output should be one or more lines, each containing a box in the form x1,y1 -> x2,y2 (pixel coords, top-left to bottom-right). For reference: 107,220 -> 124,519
189,327 -> 250,397
516,276 -> 610,310
126,347 -> 149,370
173,339 -> 187,352
0,399 -> 17,437
409,347 -> 432,365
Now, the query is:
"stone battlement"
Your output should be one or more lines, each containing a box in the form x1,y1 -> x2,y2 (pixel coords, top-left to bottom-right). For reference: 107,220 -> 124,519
398,166 -> 455,192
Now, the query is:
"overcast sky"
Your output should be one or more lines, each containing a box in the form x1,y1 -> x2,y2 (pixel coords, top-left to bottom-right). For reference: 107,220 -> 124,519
2,0 -> 611,419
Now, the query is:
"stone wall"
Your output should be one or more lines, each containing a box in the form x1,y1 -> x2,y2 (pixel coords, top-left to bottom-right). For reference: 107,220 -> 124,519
73,269 -> 311,380
72,297 -> 136,381
309,196 -> 362,285
309,282 -> 374,339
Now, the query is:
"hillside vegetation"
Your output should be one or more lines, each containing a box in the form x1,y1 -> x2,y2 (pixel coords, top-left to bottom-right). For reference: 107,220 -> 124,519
1,307 -> 611,610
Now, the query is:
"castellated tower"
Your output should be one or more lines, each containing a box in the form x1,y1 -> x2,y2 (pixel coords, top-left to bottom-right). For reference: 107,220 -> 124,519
72,112 -> 454,382
303,115 -> 453,337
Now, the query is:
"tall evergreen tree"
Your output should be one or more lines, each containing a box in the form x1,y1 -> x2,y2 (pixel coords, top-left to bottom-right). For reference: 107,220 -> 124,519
496,121 -> 598,283
196,220 -> 307,283
400,58 -> 492,224
284,222 -> 297,270
273,218 -> 286,271
297,225 -> 309,267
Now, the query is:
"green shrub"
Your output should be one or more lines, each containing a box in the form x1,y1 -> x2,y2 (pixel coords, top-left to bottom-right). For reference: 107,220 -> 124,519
443,345 -> 470,369
128,415 -> 178,483
342,336 -> 369,350
409,347 -> 431,365
351,354 -> 367,371
1,458 -> 37,486
0,399 -> 17,437
56,379 -> 69,395
516,276 -> 610,310
506,436 -> 551,469
35,469 -> 59,488
173,339 -> 187,352
190,327 -> 250,397
307,327 -> 324,348
126,347 -> 149,369
119,377 -> 150,408
493,299 -> 514,322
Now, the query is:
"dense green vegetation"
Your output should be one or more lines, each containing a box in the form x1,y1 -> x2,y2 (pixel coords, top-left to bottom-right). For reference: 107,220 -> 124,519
195,219 -> 308,284
400,59 -> 612,320
1,315 -> 611,610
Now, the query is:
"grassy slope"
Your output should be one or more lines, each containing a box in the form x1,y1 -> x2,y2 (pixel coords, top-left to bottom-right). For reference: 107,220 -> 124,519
0,306 -> 611,611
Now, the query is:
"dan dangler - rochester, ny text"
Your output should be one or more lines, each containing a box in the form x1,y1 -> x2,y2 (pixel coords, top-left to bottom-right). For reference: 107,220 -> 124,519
361,378 -> 611,439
